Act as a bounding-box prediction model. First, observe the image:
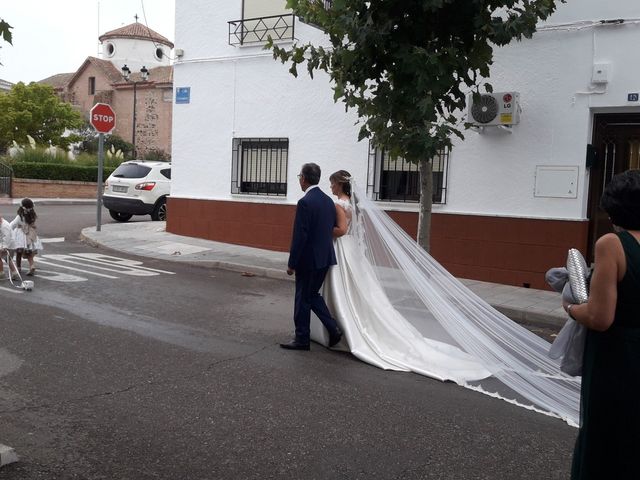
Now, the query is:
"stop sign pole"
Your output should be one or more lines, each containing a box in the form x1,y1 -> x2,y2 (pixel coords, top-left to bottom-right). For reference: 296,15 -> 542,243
89,103 -> 116,231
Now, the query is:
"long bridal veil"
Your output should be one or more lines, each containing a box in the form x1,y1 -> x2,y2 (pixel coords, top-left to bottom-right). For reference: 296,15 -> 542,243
315,183 -> 580,426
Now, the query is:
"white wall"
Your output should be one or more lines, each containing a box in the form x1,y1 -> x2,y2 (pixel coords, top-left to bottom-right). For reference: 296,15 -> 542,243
172,55 -> 367,203
173,0 -> 358,204
449,4 -> 640,220
100,38 -> 172,73
173,0 -> 640,218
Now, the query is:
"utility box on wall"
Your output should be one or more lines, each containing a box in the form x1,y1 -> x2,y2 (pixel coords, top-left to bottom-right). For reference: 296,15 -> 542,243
534,166 -> 579,199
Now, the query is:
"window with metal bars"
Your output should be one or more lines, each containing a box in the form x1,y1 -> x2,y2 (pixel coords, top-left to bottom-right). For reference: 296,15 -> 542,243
231,138 -> 288,196
367,144 -> 449,204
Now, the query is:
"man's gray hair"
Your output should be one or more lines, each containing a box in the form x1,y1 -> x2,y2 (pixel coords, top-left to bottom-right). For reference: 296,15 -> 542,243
301,163 -> 321,185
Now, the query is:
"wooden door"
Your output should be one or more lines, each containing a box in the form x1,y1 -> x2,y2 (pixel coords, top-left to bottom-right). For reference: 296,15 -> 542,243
588,113 -> 640,260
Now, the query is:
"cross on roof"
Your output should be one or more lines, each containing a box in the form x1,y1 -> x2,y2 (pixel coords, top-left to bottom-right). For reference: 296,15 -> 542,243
134,14 -> 139,22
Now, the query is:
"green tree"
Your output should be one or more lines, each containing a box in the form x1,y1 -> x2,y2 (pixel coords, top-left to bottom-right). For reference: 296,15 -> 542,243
0,17 -> 12,65
269,0 -> 564,251
0,82 -> 83,152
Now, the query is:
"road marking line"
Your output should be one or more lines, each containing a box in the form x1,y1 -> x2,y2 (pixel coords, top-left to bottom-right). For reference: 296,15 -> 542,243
37,258 -> 119,279
0,285 -> 22,294
41,255 -> 159,276
0,443 -> 19,466
34,269 -> 88,282
41,237 -> 65,243
70,253 -> 175,274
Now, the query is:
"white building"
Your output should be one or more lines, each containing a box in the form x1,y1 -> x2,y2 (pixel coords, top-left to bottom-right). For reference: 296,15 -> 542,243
169,0 -> 640,289
0,78 -> 12,92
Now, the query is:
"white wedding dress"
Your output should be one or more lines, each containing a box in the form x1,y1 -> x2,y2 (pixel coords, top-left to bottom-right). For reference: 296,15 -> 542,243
311,188 -> 581,426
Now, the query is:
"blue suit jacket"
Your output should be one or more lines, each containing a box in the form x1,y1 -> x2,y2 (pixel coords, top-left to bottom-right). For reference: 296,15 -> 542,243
288,186 -> 337,272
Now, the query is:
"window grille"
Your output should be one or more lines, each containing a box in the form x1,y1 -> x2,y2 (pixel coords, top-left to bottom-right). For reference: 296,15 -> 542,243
367,143 -> 449,204
228,14 -> 295,46
231,138 -> 288,196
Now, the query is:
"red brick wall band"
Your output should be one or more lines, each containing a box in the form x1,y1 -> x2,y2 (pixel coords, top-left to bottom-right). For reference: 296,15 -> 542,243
167,197 -> 589,289
12,179 -> 98,199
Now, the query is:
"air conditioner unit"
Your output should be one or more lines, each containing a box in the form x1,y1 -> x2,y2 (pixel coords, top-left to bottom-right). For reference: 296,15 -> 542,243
467,92 -> 521,126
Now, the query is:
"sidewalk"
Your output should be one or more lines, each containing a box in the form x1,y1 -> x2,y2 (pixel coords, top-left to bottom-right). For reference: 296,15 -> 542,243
81,222 -> 567,329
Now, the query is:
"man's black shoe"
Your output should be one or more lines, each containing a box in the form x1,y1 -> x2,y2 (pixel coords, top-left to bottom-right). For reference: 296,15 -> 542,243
329,329 -> 343,348
280,341 -> 310,351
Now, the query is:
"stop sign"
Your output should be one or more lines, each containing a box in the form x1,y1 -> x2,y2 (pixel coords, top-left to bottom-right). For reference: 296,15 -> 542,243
90,103 -> 116,133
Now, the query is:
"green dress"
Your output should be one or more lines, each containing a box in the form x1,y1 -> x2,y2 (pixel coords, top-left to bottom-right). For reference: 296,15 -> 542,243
571,230 -> 640,479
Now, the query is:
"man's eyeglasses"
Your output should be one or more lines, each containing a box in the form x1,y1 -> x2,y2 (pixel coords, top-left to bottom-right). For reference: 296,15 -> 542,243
297,174 -> 303,179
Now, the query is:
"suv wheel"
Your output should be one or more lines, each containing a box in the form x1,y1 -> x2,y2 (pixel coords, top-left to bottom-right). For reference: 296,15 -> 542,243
151,197 -> 167,221
109,210 -> 133,222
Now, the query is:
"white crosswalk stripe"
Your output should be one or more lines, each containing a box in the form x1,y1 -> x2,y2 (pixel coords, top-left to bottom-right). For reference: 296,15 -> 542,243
40,237 -> 65,244
0,285 -> 23,293
2,252 -> 174,287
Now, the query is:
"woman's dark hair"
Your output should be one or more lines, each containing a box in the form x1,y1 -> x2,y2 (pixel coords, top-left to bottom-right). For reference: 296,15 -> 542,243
18,198 -> 37,225
301,163 -> 321,185
600,169 -> 640,230
329,170 -> 352,197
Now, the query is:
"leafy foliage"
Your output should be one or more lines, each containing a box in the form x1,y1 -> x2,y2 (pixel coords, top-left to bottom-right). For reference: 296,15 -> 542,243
4,147 -> 124,168
0,82 -> 83,152
10,162 -> 116,182
269,0 -> 564,250
0,17 -> 12,65
79,129 -> 135,159
269,0 -> 564,163
142,149 -> 171,162
0,18 -> 11,44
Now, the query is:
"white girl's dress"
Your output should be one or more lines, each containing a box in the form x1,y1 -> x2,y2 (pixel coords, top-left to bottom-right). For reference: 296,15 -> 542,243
10,215 -> 43,253
0,218 -> 15,250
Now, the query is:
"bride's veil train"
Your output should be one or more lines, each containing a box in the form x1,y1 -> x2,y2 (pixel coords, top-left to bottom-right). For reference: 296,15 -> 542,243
312,182 -> 580,426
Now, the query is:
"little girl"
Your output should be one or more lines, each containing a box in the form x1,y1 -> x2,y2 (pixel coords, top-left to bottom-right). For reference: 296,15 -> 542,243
11,198 -> 42,276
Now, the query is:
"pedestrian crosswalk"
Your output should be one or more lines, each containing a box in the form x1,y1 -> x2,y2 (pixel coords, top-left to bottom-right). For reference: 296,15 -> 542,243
0,251 -> 175,293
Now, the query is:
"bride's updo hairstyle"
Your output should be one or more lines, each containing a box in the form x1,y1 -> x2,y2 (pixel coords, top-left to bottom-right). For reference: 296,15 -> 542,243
330,170 -> 352,197
601,169 -> 640,230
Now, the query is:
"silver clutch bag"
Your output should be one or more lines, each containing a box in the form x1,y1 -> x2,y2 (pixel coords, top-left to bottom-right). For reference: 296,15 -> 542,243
567,248 -> 589,304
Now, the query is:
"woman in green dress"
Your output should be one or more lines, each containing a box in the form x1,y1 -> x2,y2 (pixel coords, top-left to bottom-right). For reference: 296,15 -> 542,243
564,169 -> 640,479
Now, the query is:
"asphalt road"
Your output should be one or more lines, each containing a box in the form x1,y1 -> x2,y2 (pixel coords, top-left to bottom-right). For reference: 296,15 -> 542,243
0,205 -> 577,479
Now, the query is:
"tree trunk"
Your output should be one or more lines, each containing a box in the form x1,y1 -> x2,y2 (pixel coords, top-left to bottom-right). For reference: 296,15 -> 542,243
417,159 -> 433,253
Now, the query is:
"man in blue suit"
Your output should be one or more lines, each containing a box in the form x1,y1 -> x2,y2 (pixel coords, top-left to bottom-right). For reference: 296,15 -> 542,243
281,163 -> 343,351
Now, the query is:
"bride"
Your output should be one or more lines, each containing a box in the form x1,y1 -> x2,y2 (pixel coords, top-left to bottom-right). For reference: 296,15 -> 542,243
311,170 -> 581,426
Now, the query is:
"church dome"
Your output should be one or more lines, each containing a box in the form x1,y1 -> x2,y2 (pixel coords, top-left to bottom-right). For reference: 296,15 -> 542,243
99,22 -> 174,49
99,21 -> 173,71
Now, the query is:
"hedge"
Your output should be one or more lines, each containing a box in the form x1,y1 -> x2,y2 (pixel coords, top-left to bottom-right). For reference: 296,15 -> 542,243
11,163 -> 115,182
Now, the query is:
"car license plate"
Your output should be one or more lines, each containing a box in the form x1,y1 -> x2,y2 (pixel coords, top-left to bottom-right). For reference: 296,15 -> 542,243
112,185 -> 128,193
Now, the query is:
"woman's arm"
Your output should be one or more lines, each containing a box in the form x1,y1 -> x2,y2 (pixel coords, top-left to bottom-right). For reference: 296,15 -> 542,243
564,233 -> 624,331
333,203 -> 347,238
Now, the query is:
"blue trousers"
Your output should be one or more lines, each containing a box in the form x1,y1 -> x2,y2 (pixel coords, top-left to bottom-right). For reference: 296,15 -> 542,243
294,267 -> 339,344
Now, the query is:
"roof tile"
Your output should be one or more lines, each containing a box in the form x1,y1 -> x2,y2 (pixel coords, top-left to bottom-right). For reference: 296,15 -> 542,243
99,22 -> 174,48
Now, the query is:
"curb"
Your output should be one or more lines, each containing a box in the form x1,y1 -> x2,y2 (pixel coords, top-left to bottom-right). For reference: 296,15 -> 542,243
79,231 -> 291,282
494,305 -> 564,330
0,444 -> 18,467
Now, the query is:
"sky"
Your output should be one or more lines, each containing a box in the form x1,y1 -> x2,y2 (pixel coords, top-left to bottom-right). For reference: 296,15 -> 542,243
0,0 -> 175,84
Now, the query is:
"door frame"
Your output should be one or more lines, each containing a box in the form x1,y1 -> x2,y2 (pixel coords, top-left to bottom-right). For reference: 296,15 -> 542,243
587,112 -> 640,260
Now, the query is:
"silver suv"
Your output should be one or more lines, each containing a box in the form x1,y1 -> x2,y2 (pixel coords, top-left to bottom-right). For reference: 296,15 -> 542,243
103,161 -> 171,222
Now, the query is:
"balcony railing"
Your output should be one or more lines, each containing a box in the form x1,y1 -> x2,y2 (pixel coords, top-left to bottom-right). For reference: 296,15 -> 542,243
228,14 -> 295,46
